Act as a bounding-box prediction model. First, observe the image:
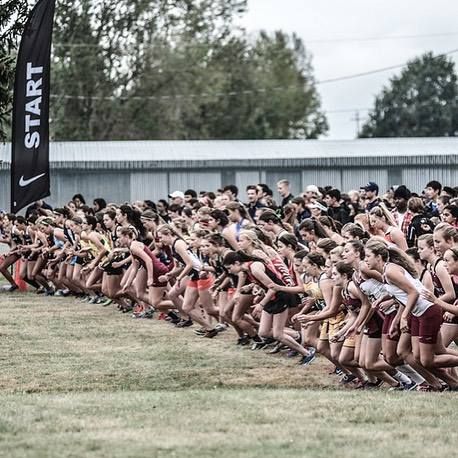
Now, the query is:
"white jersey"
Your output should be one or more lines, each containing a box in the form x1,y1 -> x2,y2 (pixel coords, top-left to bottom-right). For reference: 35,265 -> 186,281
383,264 -> 432,317
359,278 -> 397,315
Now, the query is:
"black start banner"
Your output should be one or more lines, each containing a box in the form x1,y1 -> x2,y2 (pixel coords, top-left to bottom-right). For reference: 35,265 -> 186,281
11,0 -> 56,213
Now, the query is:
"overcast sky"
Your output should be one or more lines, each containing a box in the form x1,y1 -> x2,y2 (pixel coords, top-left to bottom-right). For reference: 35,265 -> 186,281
237,0 -> 458,139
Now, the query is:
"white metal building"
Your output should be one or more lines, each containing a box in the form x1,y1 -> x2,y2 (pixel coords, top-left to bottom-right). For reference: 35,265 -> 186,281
0,137 -> 457,210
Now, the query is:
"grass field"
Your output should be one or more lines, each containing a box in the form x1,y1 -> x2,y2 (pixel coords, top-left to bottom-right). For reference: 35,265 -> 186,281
0,291 -> 457,458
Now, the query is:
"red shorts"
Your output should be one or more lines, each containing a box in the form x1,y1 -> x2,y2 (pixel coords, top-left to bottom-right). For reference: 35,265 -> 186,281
410,304 -> 443,345
382,311 -> 399,342
364,311 -> 384,339
188,276 -> 214,290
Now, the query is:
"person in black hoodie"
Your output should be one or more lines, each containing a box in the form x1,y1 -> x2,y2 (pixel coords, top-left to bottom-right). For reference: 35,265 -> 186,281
323,188 -> 351,225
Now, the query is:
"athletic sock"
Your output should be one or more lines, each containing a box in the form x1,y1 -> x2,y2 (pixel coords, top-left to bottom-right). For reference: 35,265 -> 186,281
397,364 -> 425,385
25,278 -> 40,289
393,371 -> 411,384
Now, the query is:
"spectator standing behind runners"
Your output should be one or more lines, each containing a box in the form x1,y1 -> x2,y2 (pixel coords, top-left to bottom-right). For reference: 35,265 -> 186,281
277,180 -> 294,208
156,200 -> 170,223
168,191 -> 185,209
406,197 -> 434,248
246,185 -> 265,221
323,189 -> 351,225
392,186 -> 412,236
361,182 -> 381,212
424,180 -> 441,218
304,185 -> 320,203
93,198 -> 107,213
72,194 -> 86,209
291,196 -> 311,223
222,185 -> 239,202
184,189 -> 198,205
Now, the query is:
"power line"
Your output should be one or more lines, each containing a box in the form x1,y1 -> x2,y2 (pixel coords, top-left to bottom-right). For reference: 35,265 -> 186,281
52,31 -> 458,49
318,47 -> 458,84
306,31 -> 458,44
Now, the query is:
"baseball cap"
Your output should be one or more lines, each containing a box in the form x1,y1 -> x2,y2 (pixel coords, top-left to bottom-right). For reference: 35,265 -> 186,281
305,185 -> 320,195
168,191 -> 185,199
361,182 -> 379,193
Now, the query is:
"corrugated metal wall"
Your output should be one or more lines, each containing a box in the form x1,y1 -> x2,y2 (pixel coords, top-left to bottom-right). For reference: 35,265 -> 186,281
302,168 -> 342,190
0,171 -> 9,211
402,167 -> 458,193
2,165 -> 457,214
169,171 -> 221,195
235,171 -> 261,196
50,171 -> 130,207
342,168 -> 389,194
130,171 -> 168,203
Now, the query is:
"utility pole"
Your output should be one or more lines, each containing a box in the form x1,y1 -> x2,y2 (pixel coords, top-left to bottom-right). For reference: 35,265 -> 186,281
351,110 -> 361,137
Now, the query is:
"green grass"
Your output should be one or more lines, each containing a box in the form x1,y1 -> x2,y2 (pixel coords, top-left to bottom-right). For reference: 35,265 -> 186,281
0,292 -> 456,458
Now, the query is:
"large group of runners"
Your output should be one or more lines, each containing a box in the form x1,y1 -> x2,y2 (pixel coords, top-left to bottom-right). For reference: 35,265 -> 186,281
2,178 -> 458,391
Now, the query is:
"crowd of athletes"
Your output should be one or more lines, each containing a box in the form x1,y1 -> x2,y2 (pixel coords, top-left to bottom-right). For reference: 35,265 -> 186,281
2,178 -> 458,391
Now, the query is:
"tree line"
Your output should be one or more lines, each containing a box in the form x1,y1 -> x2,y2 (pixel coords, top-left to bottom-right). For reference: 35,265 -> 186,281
1,1 -> 458,141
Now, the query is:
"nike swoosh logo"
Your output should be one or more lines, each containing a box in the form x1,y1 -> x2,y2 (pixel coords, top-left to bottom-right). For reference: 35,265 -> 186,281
19,173 -> 46,187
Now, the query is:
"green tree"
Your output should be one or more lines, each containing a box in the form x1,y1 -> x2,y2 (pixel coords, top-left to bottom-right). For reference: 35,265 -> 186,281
50,0 -> 248,140
360,52 -> 458,138
0,0 -> 30,142
3,0 -> 328,141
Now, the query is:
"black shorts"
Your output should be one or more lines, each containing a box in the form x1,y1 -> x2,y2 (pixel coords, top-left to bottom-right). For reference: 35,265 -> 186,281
100,260 -> 129,276
264,292 -> 297,315
74,256 -> 87,266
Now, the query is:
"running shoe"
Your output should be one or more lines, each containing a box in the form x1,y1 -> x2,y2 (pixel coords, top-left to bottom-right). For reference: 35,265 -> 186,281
100,298 -> 113,307
442,385 -> 458,392
329,366 -> 343,376
389,380 -> 416,391
214,323 -> 228,333
175,319 -> 193,328
365,379 -> 384,389
354,380 -> 367,390
267,342 -> 283,354
340,374 -> 358,385
142,308 -> 155,319
203,329 -> 219,339
299,349 -> 316,366
6,285 -> 19,292
402,380 -> 417,391
237,335 -> 251,346
166,311 -> 181,324
194,328 -> 207,336
251,340 -> 268,350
